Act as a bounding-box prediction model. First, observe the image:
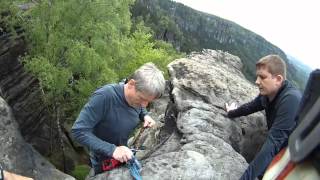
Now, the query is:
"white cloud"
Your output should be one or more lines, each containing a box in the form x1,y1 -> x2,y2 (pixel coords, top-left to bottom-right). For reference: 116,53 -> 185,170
173,0 -> 320,69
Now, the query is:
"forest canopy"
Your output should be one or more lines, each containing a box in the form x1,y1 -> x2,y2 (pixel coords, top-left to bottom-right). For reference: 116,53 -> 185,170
0,0 -> 181,123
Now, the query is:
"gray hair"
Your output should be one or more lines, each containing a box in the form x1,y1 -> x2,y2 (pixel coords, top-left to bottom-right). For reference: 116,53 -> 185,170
129,62 -> 165,98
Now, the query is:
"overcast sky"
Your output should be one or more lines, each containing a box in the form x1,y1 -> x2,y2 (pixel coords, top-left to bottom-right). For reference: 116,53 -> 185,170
173,0 -> 319,69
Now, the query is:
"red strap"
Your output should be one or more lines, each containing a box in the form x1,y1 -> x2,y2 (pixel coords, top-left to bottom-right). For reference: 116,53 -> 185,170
102,158 -> 122,171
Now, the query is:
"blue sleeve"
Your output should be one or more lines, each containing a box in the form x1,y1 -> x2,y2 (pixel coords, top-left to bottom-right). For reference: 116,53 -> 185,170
227,95 -> 264,118
139,107 -> 148,121
267,92 -> 301,150
71,93 -> 116,157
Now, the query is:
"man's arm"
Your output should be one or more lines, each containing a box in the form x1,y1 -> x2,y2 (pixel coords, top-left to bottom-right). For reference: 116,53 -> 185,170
227,95 -> 265,118
71,93 -> 116,157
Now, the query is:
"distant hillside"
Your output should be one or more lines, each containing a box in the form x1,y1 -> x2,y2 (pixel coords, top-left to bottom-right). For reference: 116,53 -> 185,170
287,54 -> 312,76
131,0 -> 308,90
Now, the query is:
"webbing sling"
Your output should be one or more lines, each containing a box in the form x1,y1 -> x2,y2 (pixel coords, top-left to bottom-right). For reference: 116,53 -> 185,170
127,156 -> 142,180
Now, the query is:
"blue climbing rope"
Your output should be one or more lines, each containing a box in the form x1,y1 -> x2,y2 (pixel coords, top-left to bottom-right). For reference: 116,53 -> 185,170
127,156 -> 142,180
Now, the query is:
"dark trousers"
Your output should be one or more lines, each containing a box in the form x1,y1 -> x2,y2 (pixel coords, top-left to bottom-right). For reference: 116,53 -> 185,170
240,136 -> 280,180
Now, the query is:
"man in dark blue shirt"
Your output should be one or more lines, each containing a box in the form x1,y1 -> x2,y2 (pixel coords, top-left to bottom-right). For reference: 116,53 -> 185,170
225,55 -> 301,180
71,63 -> 165,175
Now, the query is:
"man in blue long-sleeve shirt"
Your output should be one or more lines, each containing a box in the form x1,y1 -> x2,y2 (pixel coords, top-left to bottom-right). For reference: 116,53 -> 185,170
225,55 -> 301,180
71,62 -> 165,175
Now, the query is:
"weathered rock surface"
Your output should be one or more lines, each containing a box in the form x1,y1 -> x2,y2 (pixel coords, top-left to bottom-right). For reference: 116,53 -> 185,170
0,30 -> 63,156
1,29 -> 79,173
0,96 -> 75,180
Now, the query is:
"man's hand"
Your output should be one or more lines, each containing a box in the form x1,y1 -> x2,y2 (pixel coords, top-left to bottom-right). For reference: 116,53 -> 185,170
225,102 -> 238,112
143,115 -> 155,128
112,146 -> 133,163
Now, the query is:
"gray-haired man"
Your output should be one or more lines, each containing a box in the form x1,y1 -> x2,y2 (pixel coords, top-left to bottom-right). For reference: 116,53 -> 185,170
71,62 -> 165,175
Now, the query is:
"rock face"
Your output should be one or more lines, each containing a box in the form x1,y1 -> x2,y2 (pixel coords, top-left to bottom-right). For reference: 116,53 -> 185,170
91,49 -> 267,180
0,96 -> 75,180
0,30 -> 64,156
0,30 -> 81,174
171,50 -> 268,163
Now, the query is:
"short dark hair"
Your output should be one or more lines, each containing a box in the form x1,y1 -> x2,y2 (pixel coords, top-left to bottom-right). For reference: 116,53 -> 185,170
256,55 -> 287,79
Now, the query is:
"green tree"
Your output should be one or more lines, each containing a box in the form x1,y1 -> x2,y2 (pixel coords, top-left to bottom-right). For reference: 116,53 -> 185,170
21,0 -> 134,122
1,0 -> 181,127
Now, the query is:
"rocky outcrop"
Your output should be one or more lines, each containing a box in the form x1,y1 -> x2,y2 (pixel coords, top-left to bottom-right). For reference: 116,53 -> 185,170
0,28 -> 71,156
91,49 -> 267,179
169,50 -> 268,163
0,28 -> 78,173
0,96 -> 75,180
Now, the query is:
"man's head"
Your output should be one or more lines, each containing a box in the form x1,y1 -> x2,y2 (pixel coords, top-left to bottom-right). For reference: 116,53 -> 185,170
255,55 -> 287,100
125,62 -> 165,108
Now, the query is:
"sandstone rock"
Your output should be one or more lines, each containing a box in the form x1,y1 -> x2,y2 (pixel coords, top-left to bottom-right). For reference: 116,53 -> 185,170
0,96 -> 75,180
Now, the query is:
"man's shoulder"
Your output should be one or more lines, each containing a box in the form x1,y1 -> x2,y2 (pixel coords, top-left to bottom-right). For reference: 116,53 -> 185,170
283,82 -> 302,99
278,82 -> 302,104
95,83 -> 120,93
93,83 -> 122,98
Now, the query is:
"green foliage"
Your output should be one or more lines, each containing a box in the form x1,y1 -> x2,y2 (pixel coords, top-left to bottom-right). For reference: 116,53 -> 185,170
23,56 -> 71,96
131,0 -> 183,46
71,165 -> 90,180
119,30 -> 182,79
0,1 -> 24,36
0,0 -> 181,124
20,0 -> 130,121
